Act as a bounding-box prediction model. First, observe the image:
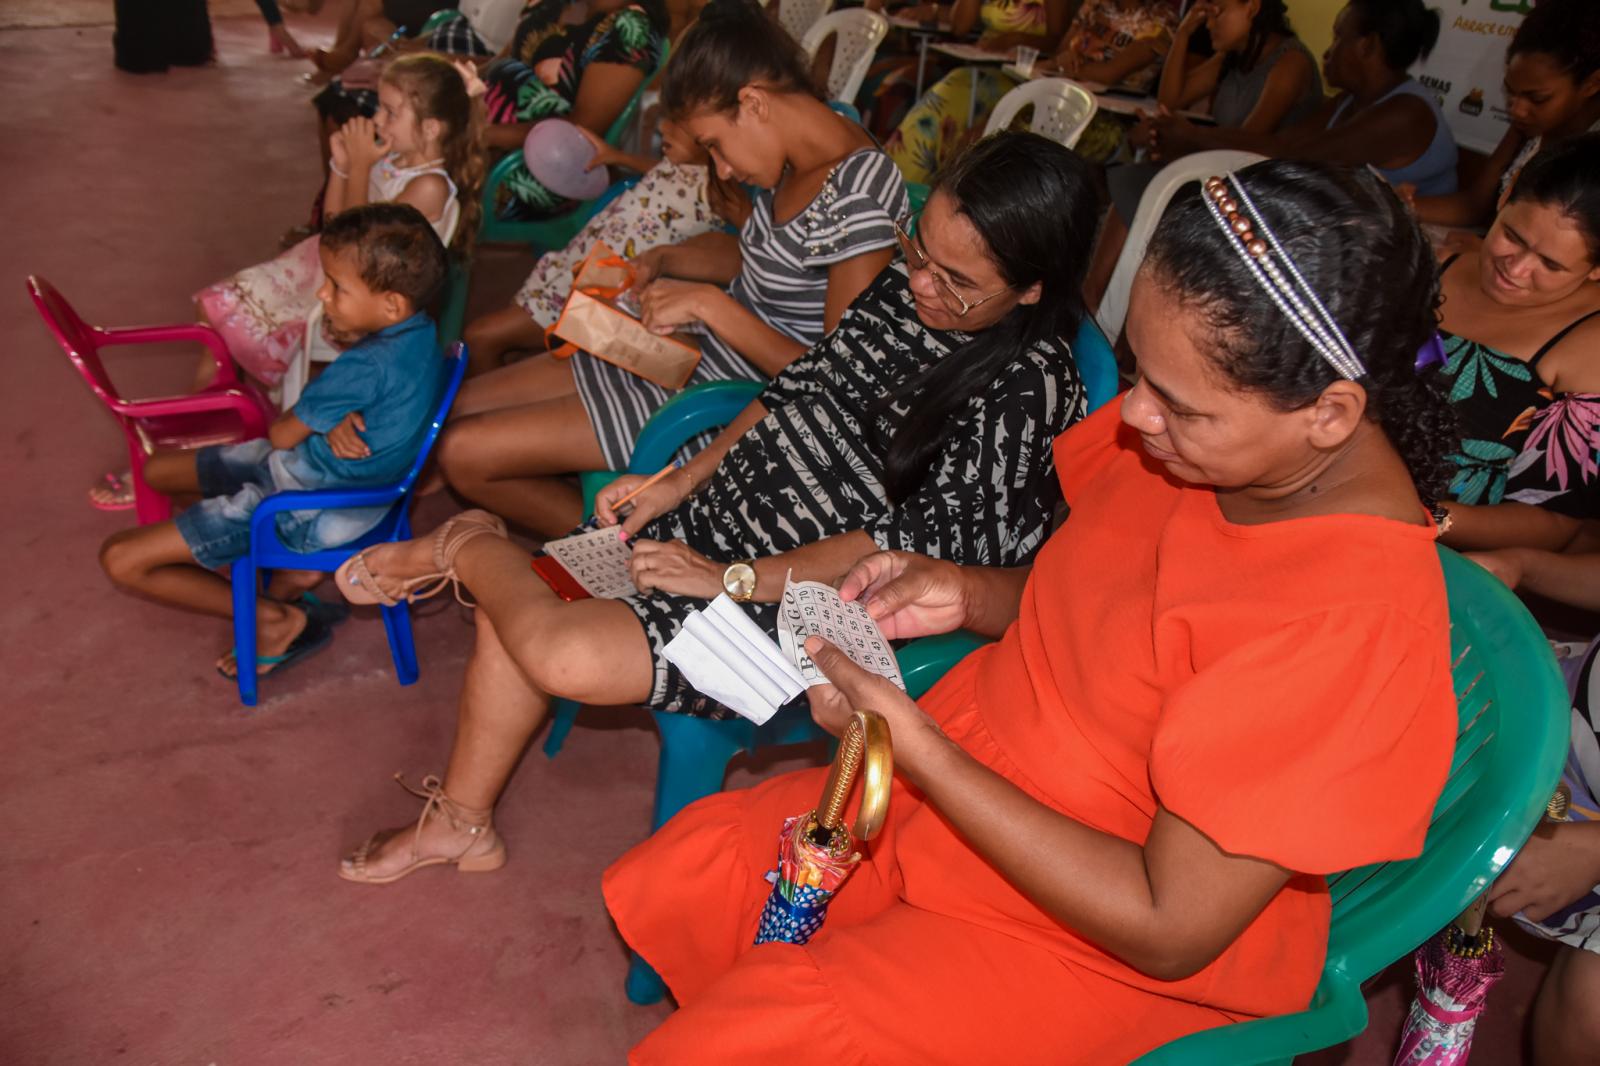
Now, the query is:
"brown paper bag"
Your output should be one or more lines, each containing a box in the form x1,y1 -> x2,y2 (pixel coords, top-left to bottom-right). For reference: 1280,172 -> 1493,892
547,242 -> 701,390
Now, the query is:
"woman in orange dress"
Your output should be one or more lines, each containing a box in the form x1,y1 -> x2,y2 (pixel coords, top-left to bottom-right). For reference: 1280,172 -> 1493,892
603,159 -> 1462,1063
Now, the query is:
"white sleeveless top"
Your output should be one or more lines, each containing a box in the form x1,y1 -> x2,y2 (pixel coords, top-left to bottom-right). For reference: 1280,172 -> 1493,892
369,154 -> 461,246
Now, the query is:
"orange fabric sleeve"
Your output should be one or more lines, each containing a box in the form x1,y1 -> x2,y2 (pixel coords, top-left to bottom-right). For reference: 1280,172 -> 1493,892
1148,606 -> 1453,875
1052,400 -> 1131,506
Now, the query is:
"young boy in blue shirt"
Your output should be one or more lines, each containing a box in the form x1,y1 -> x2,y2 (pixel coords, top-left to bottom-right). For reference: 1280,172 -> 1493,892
100,203 -> 451,682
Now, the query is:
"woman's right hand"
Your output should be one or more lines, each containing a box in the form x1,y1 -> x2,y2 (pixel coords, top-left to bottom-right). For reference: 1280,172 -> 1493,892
575,124 -> 621,171
838,551 -> 971,641
629,247 -> 669,293
1177,1 -> 1213,36
594,469 -> 691,535
329,128 -> 351,172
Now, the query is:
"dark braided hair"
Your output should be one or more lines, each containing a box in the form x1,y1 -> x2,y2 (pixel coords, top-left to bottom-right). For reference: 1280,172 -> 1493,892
1142,160 -> 1458,504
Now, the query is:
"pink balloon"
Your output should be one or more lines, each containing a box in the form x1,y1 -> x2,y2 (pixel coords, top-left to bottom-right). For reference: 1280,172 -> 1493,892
522,119 -> 610,201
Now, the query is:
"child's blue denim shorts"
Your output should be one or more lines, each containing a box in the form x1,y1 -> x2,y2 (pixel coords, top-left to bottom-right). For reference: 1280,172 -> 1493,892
174,440 -> 387,570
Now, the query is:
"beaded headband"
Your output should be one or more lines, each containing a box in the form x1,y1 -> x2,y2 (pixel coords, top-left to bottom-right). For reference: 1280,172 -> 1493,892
1201,174 -> 1368,382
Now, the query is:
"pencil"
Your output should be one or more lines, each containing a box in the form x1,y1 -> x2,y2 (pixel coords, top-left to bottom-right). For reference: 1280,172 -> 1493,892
608,458 -> 685,516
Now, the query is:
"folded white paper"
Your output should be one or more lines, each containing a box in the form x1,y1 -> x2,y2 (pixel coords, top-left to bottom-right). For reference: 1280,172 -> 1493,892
664,595 -> 805,724
662,577 -> 905,725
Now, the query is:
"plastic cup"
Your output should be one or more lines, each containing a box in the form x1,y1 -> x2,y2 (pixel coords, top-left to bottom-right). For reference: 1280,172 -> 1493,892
1015,46 -> 1039,78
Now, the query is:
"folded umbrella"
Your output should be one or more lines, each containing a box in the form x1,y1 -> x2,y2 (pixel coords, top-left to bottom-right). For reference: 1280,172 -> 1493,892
755,710 -> 892,946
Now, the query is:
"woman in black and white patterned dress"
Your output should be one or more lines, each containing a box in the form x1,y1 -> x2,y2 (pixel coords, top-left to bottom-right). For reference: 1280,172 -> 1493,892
436,0 -> 907,537
334,131 -> 1104,884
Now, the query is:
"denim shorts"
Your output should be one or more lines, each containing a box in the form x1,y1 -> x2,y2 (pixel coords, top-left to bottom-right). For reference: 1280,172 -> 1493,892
175,440 -> 387,569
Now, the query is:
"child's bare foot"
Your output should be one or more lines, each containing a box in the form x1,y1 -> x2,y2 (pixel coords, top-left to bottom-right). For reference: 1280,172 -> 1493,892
339,775 -> 506,884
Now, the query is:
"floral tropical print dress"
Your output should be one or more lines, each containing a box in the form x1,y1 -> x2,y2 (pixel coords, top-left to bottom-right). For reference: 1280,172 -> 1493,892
884,0 -> 1051,185
1057,0 -> 1177,161
1437,260 -> 1600,516
482,0 -> 667,220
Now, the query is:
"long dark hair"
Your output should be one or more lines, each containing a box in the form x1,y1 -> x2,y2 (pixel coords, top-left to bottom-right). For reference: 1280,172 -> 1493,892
660,0 -> 820,117
1508,0 -> 1600,83
877,132 -> 1100,505
1224,0 -> 1295,75
1507,133 -> 1600,262
1345,0 -> 1441,72
1143,160 -> 1457,503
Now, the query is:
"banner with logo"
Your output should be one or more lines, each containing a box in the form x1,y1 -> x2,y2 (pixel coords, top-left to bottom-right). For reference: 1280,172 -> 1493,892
1411,0 -> 1532,154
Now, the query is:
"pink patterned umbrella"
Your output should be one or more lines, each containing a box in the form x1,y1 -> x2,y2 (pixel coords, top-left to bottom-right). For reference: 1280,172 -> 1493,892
1394,922 -> 1503,1065
1396,786 -> 1571,1065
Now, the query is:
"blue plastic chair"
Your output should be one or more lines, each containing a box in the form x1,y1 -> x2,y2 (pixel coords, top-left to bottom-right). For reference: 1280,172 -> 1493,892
1132,546 -> 1568,1064
228,343 -> 469,707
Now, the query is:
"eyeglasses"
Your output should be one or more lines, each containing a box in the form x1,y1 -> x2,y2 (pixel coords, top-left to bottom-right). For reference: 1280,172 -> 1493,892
893,218 -> 1007,318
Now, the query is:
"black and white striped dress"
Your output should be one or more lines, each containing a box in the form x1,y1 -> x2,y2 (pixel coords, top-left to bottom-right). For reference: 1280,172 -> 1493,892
572,148 -> 909,469
622,264 -> 1087,717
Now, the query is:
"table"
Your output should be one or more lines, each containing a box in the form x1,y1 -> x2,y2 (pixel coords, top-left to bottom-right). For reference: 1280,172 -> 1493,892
999,64 -> 1216,124
885,14 -> 956,101
929,41 -> 1024,126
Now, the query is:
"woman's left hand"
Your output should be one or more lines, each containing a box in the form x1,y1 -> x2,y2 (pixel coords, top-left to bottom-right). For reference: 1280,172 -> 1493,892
640,278 -> 717,335
804,636 -> 940,759
1489,821 -> 1600,923
628,538 -> 725,597
343,116 -> 390,168
1147,107 -> 1197,162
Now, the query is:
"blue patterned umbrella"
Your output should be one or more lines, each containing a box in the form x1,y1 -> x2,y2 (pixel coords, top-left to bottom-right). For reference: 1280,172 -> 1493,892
754,711 -> 892,946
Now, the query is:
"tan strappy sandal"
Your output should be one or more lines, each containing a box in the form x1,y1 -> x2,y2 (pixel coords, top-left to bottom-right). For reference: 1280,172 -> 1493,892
335,509 -> 508,607
339,774 -> 507,885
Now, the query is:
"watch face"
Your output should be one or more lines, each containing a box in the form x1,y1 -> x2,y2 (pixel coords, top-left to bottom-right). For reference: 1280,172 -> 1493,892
723,562 -> 757,600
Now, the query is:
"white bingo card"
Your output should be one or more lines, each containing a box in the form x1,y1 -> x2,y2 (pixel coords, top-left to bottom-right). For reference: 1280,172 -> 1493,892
777,577 -> 906,691
542,526 -> 638,599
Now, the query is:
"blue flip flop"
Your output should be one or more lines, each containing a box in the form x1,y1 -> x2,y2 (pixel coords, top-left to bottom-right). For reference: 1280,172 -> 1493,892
217,609 -> 334,682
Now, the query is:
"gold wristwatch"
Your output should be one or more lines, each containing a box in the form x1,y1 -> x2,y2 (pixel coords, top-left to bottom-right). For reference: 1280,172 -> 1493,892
722,560 -> 757,603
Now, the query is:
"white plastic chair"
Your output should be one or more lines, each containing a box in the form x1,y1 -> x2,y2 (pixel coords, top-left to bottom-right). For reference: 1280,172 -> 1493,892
1095,149 -> 1265,345
801,9 -> 889,105
457,0 -> 523,54
774,0 -> 835,45
982,77 -> 1097,145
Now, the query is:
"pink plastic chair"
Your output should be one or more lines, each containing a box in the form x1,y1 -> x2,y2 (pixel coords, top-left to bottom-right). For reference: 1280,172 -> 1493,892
27,276 -> 275,525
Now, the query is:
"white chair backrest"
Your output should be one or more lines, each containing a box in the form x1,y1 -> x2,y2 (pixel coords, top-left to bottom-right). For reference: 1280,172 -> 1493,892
776,0 -> 835,45
801,9 -> 889,105
983,77 -> 1096,146
1094,149 -> 1265,344
459,0 -> 523,54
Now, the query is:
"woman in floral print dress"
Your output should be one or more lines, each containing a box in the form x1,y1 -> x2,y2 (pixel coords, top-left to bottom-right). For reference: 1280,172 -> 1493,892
479,0 -> 668,220
1435,137 -> 1600,549
883,0 -> 1071,184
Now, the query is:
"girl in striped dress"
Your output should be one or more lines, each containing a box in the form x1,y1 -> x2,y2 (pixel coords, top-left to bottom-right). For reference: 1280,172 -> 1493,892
437,0 -> 909,538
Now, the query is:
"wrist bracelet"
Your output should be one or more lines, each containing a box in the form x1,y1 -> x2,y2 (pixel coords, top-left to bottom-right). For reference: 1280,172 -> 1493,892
330,161 -> 350,179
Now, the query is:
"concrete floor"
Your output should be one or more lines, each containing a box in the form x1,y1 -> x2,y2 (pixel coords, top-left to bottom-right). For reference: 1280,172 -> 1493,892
0,7 -> 1554,1064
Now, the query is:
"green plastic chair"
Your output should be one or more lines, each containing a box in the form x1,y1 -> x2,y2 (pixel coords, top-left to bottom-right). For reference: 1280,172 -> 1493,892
436,258 -> 469,344
478,44 -> 670,249
1133,545 -> 1568,1065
